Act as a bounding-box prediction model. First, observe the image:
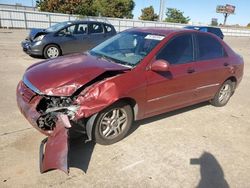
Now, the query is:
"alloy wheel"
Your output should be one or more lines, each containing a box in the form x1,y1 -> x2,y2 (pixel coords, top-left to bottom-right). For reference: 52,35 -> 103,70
218,83 -> 232,104
99,108 -> 128,139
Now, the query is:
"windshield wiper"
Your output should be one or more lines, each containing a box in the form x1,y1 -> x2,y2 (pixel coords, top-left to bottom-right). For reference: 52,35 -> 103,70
109,58 -> 133,68
90,51 -> 113,63
89,51 -> 133,68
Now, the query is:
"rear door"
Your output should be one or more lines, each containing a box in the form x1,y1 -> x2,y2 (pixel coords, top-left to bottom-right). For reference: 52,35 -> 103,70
87,22 -> 106,49
104,24 -> 116,38
145,33 -> 198,116
192,33 -> 229,101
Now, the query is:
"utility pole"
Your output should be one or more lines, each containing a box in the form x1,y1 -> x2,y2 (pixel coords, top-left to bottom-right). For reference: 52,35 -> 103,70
158,0 -> 165,22
223,13 -> 229,25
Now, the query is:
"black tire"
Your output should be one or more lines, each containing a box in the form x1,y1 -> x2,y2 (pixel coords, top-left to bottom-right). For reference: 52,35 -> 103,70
93,102 -> 133,145
43,44 -> 61,59
210,80 -> 234,107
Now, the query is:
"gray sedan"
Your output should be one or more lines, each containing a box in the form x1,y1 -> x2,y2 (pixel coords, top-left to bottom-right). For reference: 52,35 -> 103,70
21,20 -> 116,58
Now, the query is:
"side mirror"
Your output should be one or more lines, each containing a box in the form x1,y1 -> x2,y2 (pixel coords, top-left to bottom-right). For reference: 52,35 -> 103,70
151,59 -> 170,72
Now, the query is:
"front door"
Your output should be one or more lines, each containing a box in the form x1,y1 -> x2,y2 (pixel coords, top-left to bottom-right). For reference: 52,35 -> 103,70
57,23 -> 89,54
145,34 -> 197,116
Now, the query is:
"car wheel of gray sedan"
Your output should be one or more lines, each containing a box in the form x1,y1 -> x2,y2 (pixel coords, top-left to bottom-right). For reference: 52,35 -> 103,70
94,102 -> 133,145
210,80 -> 234,107
44,44 -> 61,59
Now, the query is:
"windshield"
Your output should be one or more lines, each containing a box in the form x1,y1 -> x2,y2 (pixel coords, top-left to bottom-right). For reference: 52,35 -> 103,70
45,22 -> 71,32
90,32 -> 164,67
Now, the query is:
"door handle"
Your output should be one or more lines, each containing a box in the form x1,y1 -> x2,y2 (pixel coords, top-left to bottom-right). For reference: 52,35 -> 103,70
224,62 -> 229,67
187,68 -> 195,74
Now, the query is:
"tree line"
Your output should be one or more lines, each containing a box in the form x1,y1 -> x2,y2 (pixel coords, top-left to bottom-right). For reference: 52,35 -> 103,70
140,6 -> 190,23
36,0 -> 190,23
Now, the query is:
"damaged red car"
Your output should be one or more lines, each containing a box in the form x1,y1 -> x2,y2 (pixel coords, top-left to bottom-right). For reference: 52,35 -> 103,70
17,28 -> 244,173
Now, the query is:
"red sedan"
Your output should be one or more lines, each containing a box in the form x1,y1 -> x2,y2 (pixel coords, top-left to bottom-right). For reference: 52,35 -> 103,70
16,28 -> 244,173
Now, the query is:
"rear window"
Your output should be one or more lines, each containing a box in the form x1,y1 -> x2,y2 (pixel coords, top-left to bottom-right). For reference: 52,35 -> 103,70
105,25 -> 113,33
199,28 -> 208,32
88,23 -> 103,34
196,34 -> 225,61
208,28 -> 222,36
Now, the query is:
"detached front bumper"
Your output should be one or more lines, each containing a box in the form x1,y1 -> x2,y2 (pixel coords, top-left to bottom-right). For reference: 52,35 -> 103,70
21,40 -> 44,56
39,114 -> 70,174
16,81 -> 70,173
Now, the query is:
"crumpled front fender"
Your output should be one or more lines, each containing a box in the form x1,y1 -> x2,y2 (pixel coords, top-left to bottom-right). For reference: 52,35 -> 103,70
74,81 -> 119,119
40,114 -> 71,174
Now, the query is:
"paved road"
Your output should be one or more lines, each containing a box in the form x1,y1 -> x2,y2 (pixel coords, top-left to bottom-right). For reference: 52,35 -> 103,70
0,29 -> 250,187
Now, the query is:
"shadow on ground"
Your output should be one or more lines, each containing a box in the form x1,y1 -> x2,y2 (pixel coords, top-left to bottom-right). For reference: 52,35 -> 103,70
191,152 -> 229,188
67,102 -> 209,173
29,54 -> 45,59
68,138 -> 96,173
128,101 -> 209,137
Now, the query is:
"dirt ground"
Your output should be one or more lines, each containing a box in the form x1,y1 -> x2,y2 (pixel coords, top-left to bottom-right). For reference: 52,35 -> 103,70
0,29 -> 249,188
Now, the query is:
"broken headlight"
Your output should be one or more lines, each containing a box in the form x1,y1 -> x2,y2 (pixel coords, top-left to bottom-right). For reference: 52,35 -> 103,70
36,96 -> 79,130
33,35 -> 45,42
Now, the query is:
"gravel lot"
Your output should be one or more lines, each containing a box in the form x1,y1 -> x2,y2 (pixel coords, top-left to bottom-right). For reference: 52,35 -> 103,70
0,29 -> 250,188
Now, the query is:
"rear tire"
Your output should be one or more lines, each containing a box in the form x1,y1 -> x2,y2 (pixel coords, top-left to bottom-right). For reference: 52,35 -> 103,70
44,44 -> 61,59
210,80 -> 234,107
93,102 -> 133,145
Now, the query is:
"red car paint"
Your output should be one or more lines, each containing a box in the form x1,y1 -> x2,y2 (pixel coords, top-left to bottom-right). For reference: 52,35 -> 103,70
25,53 -> 130,96
17,81 -> 49,136
40,114 -> 70,174
16,28 -> 244,174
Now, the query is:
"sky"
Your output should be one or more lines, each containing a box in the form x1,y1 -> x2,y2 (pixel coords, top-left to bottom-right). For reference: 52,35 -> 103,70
133,0 -> 250,26
0,0 -> 249,26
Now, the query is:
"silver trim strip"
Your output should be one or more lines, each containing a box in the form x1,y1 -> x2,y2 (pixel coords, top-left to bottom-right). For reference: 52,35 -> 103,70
147,90 -> 190,103
196,83 -> 220,90
23,75 -> 43,95
147,83 -> 220,103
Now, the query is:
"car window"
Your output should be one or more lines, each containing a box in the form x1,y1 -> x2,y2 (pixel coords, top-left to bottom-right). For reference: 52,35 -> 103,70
197,34 -> 224,61
199,27 -> 208,32
156,34 -> 194,65
88,23 -> 104,34
45,21 -> 71,32
75,23 -> 87,34
58,24 -> 76,35
90,32 -> 162,67
105,25 -> 113,33
208,28 -> 223,36
208,28 -> 216,34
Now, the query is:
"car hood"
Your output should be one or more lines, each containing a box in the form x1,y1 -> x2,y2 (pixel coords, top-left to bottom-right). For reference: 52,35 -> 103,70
24,53 -> 130,96
28,28 -> 47,40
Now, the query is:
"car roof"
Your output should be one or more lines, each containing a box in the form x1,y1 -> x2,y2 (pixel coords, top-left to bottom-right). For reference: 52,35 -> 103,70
67,20 -> 113,26
125,27 -> 225,40
125,27 -> 185,36
185,26 -> 221,30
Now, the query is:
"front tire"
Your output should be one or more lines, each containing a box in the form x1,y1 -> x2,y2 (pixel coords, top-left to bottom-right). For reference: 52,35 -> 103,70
44,44 -> 61,59
210,80 -> 234,107
93,102 -> 133,145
